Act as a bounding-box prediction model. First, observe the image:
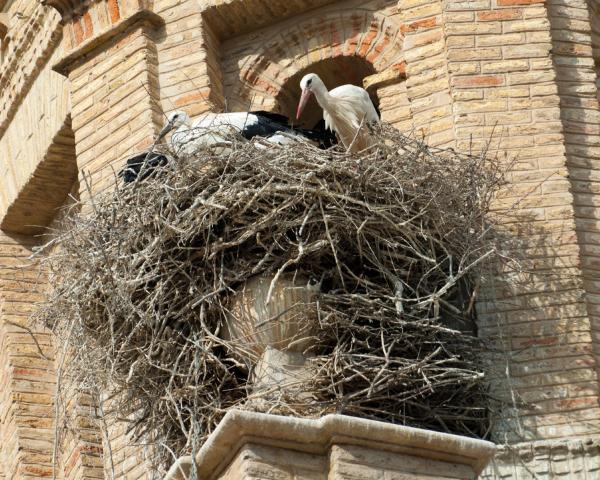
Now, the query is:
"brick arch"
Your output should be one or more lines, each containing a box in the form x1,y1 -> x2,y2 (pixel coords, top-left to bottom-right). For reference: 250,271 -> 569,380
224,8 -> 403,114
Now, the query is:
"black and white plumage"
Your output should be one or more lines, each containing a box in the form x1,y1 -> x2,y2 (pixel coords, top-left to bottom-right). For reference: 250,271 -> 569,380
296,73 -> 379,152
121,110 -> 336,182
119,151 -> 170,183
159,110 -> 335,154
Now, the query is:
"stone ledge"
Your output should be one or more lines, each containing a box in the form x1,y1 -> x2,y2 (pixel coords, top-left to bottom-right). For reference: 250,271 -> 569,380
164,410 -> 497,480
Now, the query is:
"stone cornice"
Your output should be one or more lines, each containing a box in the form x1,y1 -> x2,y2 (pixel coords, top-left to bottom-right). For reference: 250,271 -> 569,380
164,410 -> 497,479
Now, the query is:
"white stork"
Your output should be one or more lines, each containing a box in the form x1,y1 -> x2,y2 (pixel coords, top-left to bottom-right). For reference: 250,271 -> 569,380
157,110 -> 335,154
296,73 -> 379,153
121,110 -> 337,183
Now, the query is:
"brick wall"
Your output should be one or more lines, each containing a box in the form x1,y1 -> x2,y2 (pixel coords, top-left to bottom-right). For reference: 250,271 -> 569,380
65,21 -> 162,197
437,0 -> 600,446
3,0 -> 600,478
0,0 -> 62,139
155,0 -> 223,116
217,0 -> 404,120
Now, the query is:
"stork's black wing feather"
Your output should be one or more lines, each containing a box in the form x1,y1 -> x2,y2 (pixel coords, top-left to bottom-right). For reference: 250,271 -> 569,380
240,114 -> 292,140
119,152 -> 170,183
249,111 -> 291,126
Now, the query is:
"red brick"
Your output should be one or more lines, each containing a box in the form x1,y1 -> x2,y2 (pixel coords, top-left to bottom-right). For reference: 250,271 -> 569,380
400,17 -> 437,34
555,397 -> 599,410
366,33 -> 391,63
108,0 -> 120,23
477,9 -> 522,21
392,61 -> 407,76
82,12 -> 94,40
453,75 -> 504,87
19,465 -> 53,477
358,22 -> 379,58
72,17 -> 84,46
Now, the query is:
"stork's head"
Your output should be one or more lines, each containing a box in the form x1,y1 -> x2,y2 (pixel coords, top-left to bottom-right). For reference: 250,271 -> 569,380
297,73 -> 323,120
157,110 -> 190,140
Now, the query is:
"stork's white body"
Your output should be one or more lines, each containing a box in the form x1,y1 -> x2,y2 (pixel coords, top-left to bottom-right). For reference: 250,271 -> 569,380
297,74 -> 379,153
159,111 -> 322,155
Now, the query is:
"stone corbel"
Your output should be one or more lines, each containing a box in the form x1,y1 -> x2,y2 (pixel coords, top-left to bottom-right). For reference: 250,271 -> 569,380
363,61 -> 407,93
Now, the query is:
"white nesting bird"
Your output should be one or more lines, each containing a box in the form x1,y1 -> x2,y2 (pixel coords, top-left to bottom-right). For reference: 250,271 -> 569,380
158,110 -> 334,154
296,73 -> 379,152
157,111 -> 231,156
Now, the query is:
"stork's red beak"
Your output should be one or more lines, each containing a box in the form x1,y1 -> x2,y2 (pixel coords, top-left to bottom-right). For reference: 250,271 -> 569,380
296,88 -> 312,120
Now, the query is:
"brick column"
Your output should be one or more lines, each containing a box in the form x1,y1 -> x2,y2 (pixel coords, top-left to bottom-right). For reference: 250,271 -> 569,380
48,0 -> 164,198
397,0 -> 456,147
0,234 -> 54,480
154,0 -> 224,116
545,0 -> 600,413
436,0 -> 600,476
43,2 -> 165,478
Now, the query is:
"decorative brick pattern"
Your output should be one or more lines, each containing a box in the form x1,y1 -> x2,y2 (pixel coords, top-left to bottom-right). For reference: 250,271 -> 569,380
218,1 -> 404,123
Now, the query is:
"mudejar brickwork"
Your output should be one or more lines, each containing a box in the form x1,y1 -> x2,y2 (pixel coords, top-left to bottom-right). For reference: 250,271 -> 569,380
1,0 -> 600,478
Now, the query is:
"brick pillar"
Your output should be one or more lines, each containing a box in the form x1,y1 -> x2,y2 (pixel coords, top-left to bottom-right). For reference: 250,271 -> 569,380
397,0 -> 456,147
545,0 -> 600,410
0,233 -> 54,480
434,0 -> 600,477
49,0 -> 164,198
43,1 -> 165,478
155,0 -> 224,116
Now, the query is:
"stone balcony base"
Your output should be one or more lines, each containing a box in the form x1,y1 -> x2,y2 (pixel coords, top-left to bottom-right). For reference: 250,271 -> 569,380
164,410 -> 496,480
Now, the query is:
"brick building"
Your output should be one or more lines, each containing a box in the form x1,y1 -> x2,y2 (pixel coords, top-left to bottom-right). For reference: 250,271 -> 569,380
0,0 -> 600,478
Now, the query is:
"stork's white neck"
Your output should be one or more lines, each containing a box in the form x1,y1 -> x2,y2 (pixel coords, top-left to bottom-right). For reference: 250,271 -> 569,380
310,77 -> 332,110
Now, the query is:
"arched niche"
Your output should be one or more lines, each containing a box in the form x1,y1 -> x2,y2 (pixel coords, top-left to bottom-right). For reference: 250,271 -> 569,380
276,56 -> 377,128
220,3 -> 404,126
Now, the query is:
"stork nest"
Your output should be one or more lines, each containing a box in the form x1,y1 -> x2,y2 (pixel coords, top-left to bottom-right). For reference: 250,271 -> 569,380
36,125 -> 508,475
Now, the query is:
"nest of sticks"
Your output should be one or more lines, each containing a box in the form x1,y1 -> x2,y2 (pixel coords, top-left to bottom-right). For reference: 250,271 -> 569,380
37,124 -> 507,473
